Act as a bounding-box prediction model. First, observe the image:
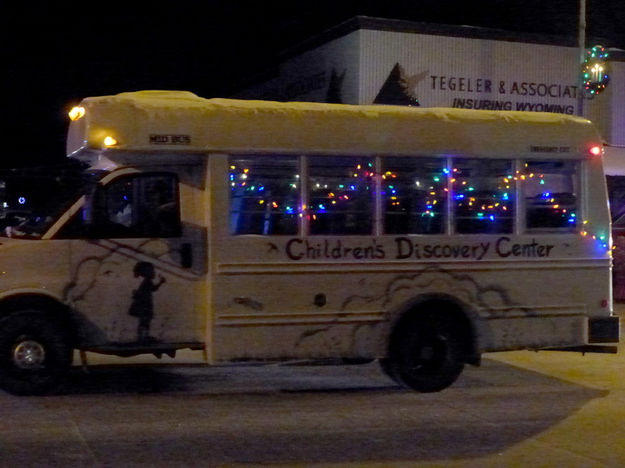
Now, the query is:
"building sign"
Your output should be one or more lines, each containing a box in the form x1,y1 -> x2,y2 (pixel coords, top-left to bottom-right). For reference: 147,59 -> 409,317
370,60 -> 580,115
434,75 -> 580,114
240,22 -> 623,134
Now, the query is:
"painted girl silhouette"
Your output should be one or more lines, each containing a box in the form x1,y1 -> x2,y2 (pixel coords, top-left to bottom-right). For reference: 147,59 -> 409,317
128,261 -> 166,342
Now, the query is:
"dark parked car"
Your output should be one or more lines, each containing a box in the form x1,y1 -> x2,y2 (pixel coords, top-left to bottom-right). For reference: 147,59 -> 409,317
0,210 -> 30,230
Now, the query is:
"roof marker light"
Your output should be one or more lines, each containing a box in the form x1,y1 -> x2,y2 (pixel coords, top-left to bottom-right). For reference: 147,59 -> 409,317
68,106 -> 85,121
589,145 -> 603,156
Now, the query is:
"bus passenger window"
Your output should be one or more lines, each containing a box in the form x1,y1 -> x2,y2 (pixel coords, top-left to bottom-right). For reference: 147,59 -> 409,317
453,159 -> 514,234
229,156 -> 298,235
106,178 -> 134,228
94,174 -> 181,238
523,161 -> 578,231
308,156 -> 374,235
383,157 -> 447,234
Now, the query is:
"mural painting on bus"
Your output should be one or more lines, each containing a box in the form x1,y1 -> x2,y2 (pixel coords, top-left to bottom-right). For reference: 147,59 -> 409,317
63,238 -> 196,346
127,261 -> 167,343
339,265 -> 519,319
291,265 -> 520,354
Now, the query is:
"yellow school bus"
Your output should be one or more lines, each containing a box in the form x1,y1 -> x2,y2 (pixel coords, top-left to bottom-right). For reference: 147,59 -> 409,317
0,90 -> 617,394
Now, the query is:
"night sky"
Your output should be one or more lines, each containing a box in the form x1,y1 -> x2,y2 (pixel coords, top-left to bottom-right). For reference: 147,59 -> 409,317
2,1 -> 624,168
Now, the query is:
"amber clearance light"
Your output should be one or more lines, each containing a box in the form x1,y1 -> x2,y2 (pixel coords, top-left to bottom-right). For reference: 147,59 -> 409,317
103,136 -> 118,147
68,106 -> 85,121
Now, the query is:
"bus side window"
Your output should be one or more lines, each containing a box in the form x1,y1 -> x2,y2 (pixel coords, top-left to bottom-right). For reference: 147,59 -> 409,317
229,155 -> 299,235
383,157 -> 447,234
308,156 -> 374,235
523,161 -> 578,232
93,173 -> 181,238
453,159 -> 515,234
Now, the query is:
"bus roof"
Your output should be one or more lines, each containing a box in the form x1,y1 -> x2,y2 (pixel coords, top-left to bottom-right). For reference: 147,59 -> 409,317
67,90 -> 602,160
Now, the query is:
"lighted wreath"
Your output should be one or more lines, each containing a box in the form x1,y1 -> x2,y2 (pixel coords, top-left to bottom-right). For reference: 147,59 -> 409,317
582,45 -> 610,96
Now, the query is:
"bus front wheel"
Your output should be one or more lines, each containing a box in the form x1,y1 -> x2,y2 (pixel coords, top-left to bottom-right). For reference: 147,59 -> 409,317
0,311 -> 73,395
385,312 -> 465,393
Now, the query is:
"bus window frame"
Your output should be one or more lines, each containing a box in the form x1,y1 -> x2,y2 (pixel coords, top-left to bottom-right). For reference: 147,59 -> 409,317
226,153 -> 585,238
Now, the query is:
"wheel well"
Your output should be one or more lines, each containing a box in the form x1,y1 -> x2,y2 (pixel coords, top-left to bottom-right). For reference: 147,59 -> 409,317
0,295 -> 76,346
389,297 -> 479,365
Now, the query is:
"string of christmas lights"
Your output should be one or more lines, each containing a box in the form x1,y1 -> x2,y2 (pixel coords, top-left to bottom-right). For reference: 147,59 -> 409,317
227,158 -> 609,250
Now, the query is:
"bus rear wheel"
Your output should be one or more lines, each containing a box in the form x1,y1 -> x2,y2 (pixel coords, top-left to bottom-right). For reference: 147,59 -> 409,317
385,312 -> 465,393
0,311 -> 73,395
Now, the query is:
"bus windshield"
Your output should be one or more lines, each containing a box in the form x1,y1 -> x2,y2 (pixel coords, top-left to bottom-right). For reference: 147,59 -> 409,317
0,163 -> 102,239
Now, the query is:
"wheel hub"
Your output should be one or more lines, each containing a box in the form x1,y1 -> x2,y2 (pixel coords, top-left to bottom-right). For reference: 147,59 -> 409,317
418,345 -> 435,361
12,340 -> 46,370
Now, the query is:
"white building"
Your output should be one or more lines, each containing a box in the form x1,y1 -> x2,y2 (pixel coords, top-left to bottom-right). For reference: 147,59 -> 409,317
238,16 -> 625,183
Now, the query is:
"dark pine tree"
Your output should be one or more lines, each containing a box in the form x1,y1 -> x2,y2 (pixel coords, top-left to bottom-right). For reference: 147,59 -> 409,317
374,63 -> 425,106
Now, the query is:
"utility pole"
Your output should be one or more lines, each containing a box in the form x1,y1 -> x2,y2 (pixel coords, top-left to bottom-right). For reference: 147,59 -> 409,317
577,0 -> 586,116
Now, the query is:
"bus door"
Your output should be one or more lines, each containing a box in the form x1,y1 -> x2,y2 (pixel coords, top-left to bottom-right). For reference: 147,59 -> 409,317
64,171 -> 207,350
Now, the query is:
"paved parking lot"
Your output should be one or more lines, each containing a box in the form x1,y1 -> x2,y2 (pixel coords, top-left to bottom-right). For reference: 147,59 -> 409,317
0,307 -> 624,467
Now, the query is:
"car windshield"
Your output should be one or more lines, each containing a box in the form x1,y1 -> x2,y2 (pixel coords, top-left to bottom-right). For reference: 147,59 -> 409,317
0,162 -> 103,239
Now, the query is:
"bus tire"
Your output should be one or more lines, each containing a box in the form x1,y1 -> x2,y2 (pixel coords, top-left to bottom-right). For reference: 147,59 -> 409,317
0,311 -> 73,395
389,312 -> 465,393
